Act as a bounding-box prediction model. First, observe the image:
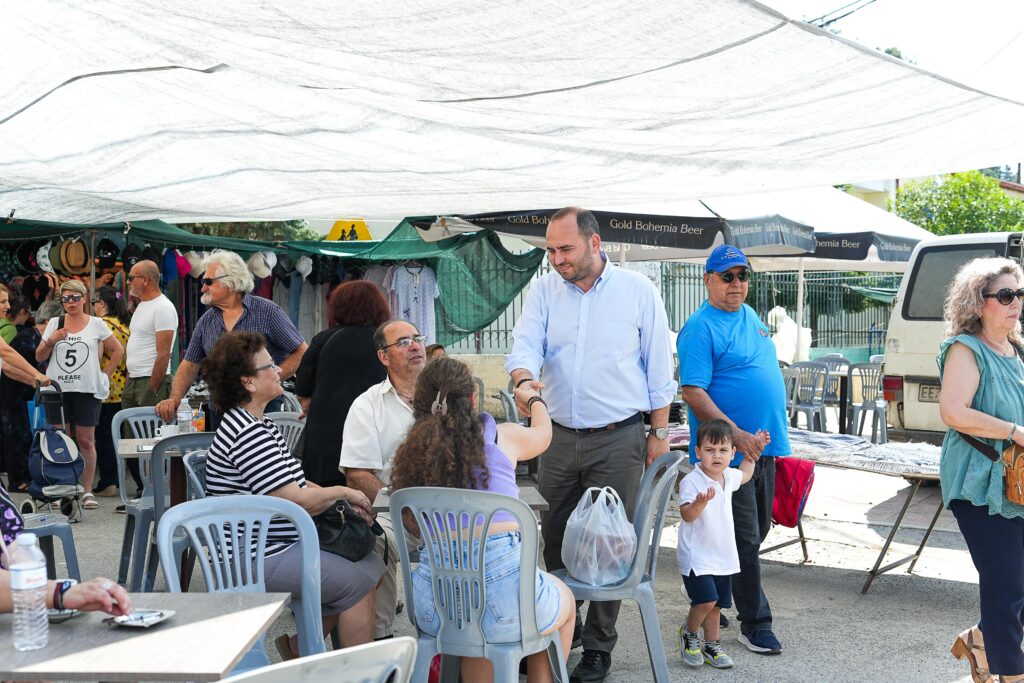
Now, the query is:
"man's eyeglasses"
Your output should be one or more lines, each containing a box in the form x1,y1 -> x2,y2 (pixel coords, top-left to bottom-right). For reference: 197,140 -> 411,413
380,335 -> 427,350
983,288 -> 1024,306
61,294 -> 84,303
201,274 -> 229,287
713,269 -> 750,283
126,274 -> 144,282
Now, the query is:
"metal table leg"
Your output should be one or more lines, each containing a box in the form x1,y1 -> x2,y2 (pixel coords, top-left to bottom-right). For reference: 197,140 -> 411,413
861,478 -> 924,594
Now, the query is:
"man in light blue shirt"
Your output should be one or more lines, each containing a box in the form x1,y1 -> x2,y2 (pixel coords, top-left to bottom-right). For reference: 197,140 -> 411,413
506,207 -> 677,683
678,244 -> 791,657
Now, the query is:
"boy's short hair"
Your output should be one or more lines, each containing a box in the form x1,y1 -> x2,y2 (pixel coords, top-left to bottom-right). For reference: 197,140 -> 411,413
696,419 -> 734,448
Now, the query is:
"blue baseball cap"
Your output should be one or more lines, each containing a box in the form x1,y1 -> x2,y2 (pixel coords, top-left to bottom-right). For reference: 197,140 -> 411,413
705,244 -> 750,273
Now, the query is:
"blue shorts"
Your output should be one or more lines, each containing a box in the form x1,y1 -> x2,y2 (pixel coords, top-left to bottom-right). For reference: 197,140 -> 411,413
682,571 -> 733,608
412,531 -> 562,643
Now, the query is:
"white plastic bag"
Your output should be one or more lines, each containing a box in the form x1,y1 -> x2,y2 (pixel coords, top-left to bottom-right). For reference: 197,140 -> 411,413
561,487 -> 637,586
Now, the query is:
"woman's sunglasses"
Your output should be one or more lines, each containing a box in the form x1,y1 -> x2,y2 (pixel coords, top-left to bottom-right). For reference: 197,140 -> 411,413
983,288 -> 1024,306
713,269 -> 750,283
61,294 -> 84,303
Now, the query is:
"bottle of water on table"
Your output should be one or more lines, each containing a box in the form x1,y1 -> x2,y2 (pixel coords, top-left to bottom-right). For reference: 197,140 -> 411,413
177,398 -> 193,434
10,532 -> 48,651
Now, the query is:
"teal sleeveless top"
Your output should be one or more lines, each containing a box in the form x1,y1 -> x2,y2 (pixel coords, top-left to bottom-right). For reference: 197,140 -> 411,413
938,334 -> 1024,519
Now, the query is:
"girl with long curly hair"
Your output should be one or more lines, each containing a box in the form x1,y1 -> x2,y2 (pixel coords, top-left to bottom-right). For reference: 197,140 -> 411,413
390,356 -> 575,683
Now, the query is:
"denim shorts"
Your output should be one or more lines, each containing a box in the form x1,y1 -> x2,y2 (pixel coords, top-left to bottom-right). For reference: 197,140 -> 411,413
412,531 -> 562,643
682,571 -> 733,608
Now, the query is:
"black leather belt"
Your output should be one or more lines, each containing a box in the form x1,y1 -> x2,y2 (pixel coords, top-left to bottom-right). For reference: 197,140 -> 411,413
552,413 -> 643,435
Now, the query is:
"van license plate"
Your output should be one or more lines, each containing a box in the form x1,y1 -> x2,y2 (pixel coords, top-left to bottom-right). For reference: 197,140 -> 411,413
919,384 -> 941,403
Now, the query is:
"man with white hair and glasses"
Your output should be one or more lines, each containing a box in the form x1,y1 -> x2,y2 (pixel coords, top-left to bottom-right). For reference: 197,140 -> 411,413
156,250 -> 307,424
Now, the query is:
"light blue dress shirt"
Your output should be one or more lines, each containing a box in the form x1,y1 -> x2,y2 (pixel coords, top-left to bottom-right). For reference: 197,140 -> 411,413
505,255 -> 677,429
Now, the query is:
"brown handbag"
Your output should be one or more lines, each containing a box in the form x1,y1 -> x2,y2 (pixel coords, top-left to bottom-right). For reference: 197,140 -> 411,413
957,433 -> 1024,505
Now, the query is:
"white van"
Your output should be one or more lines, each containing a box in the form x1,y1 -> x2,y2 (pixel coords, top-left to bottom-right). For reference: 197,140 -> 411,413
883,232 -> 1024,444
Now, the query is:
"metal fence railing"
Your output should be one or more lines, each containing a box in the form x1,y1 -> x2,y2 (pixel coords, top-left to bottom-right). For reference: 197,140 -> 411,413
450,261 -> 900,355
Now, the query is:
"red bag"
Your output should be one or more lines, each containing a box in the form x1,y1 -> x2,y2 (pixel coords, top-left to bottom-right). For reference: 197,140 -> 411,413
772,457 -> 814,528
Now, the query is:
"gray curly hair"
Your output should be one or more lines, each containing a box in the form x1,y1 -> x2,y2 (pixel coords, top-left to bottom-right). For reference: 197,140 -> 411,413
201,250 -> 254,294
944,257 -> 1024,343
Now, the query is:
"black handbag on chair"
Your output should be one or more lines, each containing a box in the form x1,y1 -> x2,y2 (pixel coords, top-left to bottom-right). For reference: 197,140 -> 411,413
314,499 -> 384,562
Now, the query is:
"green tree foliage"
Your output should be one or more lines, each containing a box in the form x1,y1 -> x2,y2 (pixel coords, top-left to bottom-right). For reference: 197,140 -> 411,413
177,220 -> 322,242
891,171 -> 1024,236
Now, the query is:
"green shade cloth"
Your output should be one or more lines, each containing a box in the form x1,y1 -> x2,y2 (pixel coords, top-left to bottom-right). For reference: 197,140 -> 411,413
842,284 -> 897,305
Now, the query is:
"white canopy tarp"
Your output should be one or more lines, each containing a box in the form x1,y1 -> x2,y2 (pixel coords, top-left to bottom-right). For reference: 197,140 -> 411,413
4,0 -> 1024,222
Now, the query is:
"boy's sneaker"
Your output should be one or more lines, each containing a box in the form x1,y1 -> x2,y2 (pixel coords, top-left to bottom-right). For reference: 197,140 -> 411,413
738,628 -> 782,655
678,626 -> 704,667
703,640 -> 734,669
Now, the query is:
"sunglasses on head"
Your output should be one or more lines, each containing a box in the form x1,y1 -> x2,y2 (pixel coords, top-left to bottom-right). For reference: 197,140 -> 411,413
713,269 -> 750,283
61,294 -> 84,303
200,274 -> 228,287
983,287 -> 1024,305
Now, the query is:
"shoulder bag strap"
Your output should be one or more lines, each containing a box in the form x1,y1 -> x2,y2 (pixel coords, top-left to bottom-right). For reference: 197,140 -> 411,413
954,342 -> 1024,463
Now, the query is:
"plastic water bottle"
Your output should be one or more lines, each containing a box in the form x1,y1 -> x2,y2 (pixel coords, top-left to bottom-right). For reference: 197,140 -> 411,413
10,533 -> 49,651
177,398 -> 193,434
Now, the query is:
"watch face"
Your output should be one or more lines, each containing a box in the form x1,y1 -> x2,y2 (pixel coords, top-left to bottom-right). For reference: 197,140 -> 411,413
654,427 -> 669,439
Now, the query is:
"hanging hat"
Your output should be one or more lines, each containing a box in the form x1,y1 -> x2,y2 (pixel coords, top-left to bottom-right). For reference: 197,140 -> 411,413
295,255 -> 313,279
142,245 -> 163,269
37,241 -> 54,274
161,248 -> 178,280
16,240 -> 41,274
271,253 -> 292,282
317,256 -> 334,285
93,238 -> 120,269
60,238 -> 90,275
262,251 -> 277,271
121,243 -> 143,268
247,251 -> 272,279
175,250 -> 191,279
49,241 -> 65,275
185,251 -> 205,278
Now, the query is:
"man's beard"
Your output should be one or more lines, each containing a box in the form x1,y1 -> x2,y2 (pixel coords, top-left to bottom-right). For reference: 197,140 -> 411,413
200,292 -> 212,305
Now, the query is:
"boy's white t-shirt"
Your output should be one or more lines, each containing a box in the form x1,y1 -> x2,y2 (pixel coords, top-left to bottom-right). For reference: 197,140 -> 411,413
43,315 -> 112,396
677,464 -> 743,576
126,295 -> 178,378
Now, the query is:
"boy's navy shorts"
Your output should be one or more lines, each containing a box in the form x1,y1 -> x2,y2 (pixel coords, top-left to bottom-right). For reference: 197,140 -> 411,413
682,571 -> 733,608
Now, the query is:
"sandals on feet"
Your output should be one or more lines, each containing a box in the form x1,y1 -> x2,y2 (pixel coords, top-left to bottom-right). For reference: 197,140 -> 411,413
274,634 -> 298,661
82,493 -> 99,510
951,626 -> 992,683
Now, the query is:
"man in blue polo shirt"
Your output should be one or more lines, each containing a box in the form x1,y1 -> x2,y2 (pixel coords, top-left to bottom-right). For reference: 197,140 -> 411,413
677,244 -> 791,656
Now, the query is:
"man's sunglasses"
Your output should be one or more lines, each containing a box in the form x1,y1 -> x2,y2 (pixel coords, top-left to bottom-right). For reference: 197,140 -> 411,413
200,274 -> 229,287
713,269 -> 750,283
983,288 -> 1024,305
380,335 -> 427,350
61,294 -> 84,303
126,274 -> 144,282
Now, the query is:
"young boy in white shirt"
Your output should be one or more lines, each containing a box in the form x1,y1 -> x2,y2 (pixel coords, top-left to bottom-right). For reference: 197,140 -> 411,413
677,419 -> 767,669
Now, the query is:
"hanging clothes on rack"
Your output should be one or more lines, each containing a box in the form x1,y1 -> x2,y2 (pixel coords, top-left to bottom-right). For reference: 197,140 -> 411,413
390,262 -> 440,344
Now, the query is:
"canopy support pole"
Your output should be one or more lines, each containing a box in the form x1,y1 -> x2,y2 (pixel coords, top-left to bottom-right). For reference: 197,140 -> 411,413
795,258 -> 806,361
89,230 -> 97,301
619,248 -> 625,266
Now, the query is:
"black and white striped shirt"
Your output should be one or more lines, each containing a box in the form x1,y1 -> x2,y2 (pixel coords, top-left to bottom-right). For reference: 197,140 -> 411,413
206,407 -> 306,558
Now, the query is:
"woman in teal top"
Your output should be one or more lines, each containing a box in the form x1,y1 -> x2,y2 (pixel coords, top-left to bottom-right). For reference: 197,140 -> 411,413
939,257 -> 1024,683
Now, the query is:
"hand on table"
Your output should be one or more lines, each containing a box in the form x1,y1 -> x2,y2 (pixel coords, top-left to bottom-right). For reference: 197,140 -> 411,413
155,398 -> 178,423
62,578 -> 133,616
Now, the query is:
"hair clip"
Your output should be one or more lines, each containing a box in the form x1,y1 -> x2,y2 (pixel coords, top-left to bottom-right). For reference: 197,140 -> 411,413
431,391 -> 448,416
115,292 -> 121,299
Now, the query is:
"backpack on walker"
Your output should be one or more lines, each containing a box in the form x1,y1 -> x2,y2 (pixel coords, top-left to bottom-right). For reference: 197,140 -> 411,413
22,382 -> 84,522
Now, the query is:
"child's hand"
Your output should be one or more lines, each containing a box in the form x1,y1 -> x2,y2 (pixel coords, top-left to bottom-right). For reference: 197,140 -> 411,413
756,429 -> 771,446
694,486 -> 716,505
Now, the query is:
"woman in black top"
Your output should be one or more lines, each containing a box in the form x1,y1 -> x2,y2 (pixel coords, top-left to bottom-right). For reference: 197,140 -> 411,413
294,281 -> 390,486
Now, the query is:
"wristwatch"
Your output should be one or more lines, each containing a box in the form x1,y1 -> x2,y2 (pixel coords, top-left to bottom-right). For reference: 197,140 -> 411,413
652,427 -> 669,440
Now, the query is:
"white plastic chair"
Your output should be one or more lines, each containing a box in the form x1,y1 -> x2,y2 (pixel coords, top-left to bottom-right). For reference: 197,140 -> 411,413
497,390 -> 523,426
278,391 -> 303,414
156,495 -> 326,671
551,452 -> 684,683
266,412 -> 305,456
789,362 -> 829,431
219,637 -> 417,683
848,363 -> 888,444
390,488 -> 568,683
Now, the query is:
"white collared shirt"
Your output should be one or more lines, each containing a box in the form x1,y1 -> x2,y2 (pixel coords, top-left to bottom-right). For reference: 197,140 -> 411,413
676,464 -> 743,576
338,376 -> 414,485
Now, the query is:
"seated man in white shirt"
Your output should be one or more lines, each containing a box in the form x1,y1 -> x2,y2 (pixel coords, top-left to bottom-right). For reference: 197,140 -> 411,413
340,319 -> 425,639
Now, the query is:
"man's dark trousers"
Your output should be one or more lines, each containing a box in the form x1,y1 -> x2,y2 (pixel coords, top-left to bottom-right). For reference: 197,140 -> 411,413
732,455 -> 776,630
538,420 -> 646,653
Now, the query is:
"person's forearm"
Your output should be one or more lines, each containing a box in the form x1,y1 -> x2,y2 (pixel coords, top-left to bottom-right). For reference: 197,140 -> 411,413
35,338 -> 54,363
1,342 -> 44,383
278,344 -> 307,381
510,369 -> 533,387
345,468 -> 384,501
168,361 -> 198,402
681,503 -> 705,523
149,352 -> 170,388
2,362 -> 36,385
649,404 -> 670,429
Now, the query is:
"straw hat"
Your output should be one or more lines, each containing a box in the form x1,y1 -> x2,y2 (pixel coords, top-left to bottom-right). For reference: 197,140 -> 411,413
60,238 -> 90,275
247,252 -> 271,279
49,242 -> 65,275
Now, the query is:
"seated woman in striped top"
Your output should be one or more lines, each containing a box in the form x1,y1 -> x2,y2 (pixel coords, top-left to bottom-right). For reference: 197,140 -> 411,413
202,331 -> 384,659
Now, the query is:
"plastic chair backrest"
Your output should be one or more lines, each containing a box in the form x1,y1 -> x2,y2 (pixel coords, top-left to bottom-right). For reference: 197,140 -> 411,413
149,433 -> 216,523
622,452 -> 684,587
848,363 -> 883,405
780,368 -> 799,410
789,362 -> 828,404
156,495 -> 323,656
265,412 -> 305,456
390,488 -> 545,657
111,407 -> 168,502
278,392 -> 302,414
869,354 -> 884,364
817,356 -> 850,401
498,391 -> 522,426
219,637 -> 417,683
183,450 -> 209,500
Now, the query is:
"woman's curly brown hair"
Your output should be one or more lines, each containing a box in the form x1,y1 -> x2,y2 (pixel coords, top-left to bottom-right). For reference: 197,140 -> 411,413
390,356 -> 488,492
202,331 -> 265,412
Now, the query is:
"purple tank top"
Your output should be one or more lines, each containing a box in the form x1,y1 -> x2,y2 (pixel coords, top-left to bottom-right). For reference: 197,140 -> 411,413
477,413 -> 520,524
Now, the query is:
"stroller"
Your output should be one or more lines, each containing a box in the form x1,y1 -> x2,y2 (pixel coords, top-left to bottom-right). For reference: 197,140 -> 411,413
20,383 -> 85,522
